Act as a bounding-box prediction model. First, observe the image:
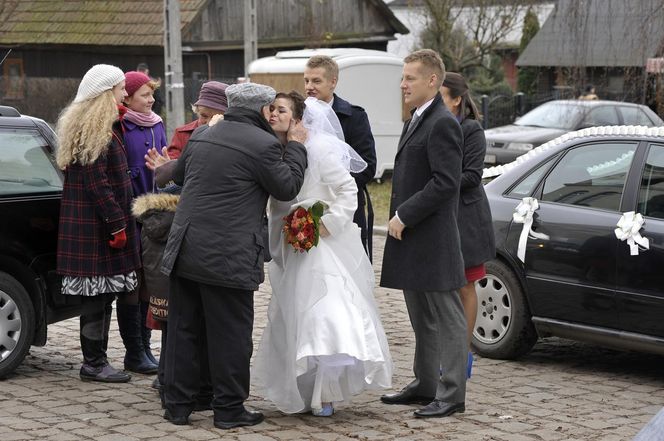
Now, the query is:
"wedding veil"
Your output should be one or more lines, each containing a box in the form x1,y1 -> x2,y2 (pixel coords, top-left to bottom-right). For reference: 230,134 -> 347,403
301,97 -> 367,174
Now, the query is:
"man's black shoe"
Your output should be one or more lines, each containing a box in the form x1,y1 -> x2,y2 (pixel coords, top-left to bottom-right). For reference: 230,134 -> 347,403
214,410 -> 265,430
163,409 -> 189,425
380,389 -> 433,405
413,400 -> 465,418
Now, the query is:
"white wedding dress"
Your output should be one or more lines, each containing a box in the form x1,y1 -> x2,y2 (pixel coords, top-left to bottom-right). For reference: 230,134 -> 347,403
253,99 -> 392,413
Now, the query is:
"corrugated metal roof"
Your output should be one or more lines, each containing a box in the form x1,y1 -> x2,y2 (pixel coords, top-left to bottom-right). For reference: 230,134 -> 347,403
0,0 -> 207,46
517,0 -> 664,67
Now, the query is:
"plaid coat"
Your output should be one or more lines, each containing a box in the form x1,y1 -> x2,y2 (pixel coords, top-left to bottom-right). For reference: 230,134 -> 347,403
57,121 -> 141,277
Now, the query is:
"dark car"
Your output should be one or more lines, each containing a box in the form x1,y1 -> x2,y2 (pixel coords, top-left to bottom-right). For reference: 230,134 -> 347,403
475,125 -> 664,360
484,100 -> 663,166
0,106 -> 81,378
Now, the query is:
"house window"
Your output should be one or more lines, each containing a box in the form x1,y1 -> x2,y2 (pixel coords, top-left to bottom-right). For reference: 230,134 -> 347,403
3,58 -> 25,99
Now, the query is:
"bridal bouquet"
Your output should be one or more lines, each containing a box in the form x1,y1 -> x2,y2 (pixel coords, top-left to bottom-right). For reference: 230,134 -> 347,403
283,201 -> 326,253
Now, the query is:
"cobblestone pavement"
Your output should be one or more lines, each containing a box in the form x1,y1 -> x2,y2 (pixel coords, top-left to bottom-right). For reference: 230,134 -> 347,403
2,235 -> 664,440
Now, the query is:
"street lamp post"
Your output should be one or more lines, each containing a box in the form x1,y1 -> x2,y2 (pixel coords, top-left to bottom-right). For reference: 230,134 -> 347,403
164,0 -> 185,141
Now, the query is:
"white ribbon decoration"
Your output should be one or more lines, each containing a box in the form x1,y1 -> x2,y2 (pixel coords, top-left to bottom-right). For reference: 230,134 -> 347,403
512,197 -> 550,263
614,211 -> 649,256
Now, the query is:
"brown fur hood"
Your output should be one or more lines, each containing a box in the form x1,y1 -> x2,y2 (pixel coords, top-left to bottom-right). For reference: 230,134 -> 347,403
132,193 -> 180,219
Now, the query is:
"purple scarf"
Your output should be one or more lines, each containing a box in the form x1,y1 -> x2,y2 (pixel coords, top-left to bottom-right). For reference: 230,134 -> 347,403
123,109 -> 163,127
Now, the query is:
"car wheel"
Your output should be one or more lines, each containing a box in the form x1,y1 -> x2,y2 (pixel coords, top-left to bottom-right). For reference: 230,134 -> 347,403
0,271 -> 35,379
471,260 -> 537,360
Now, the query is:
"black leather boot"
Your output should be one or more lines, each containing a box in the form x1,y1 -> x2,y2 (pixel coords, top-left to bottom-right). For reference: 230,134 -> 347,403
80,299 -> 130,383
117,303 -> 158,374
140,301 -> 159,366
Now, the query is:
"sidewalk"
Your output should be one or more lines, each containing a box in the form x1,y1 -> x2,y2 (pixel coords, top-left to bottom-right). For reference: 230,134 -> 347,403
1,235 -> 661,440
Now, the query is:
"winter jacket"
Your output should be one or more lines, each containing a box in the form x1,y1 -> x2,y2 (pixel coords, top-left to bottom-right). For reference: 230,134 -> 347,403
161,107 -> 307,290
121,119 -> 168,197
57,121 -> 141,278
132,193 -> 179,321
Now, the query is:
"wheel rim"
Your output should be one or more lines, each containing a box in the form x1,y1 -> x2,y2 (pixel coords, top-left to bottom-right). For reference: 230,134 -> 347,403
0,289 -> 22,363
473,274 -> 512,345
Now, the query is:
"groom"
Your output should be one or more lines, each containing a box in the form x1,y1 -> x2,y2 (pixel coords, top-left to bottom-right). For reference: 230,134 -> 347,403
160,83 -> 308,429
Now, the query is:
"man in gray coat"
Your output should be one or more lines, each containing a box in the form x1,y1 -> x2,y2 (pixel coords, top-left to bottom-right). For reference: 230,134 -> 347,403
160,83 -> 308,429
380,50 -> 468,418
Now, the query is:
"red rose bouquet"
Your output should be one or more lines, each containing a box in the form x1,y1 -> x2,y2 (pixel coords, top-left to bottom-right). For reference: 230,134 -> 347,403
283,201 -> 326,253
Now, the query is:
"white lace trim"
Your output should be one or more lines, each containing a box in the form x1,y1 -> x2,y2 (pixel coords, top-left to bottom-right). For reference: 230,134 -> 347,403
483,125 -> 664,179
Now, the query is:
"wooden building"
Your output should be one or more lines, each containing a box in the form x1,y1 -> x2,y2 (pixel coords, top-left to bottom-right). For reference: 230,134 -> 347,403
0,0 -> 407,122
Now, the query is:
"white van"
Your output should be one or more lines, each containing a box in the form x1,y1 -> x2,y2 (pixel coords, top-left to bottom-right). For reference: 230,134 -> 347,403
248,48 -> 406,179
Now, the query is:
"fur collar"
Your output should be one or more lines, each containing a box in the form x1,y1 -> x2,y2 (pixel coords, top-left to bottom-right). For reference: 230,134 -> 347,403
132,193 -> 179,218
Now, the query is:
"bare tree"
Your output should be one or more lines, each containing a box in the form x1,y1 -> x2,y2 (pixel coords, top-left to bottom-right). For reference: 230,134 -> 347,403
417,0 -> 534,73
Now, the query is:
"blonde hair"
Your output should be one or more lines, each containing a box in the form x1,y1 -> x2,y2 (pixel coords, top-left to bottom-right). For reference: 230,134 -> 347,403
56,90 -> 118,169
306,55 -> 339,80
404,49 -> 445,88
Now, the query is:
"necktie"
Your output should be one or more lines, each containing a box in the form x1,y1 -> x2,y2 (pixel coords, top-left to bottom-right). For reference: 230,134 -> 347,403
406,112 -> 420,136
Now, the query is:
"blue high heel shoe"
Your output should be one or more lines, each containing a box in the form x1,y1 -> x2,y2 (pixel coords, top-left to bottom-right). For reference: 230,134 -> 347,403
312,403 -> 334,417
467,351 -> 474,379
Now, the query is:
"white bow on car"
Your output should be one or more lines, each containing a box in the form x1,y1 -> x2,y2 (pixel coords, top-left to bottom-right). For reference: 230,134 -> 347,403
512,197 -> 550,263
614,211 -> 649,256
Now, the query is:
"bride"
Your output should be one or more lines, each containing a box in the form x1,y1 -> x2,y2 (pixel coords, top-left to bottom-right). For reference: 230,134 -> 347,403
253,93 -> 392,416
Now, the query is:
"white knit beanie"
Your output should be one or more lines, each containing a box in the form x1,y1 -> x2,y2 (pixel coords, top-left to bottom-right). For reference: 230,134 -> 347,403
73,64 -> 125,103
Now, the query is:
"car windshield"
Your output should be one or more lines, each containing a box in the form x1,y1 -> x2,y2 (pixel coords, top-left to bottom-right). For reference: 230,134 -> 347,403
514,102 -> 585,130
0,129 -> 62,195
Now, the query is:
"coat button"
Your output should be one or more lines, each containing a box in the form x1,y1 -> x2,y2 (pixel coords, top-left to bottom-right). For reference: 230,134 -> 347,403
145,141 -> 150,146
126,170 -> 131,175
140,127 -> 144,131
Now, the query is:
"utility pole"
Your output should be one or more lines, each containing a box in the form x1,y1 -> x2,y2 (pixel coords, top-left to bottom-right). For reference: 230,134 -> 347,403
164,0 -> 185,141
243,0 -> 258,79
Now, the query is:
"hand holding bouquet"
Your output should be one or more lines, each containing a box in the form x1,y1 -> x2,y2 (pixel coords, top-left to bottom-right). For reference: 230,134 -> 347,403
283,201 -> 326,253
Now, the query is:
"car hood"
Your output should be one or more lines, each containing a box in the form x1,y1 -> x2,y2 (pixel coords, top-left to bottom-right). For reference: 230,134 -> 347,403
484,125 -> 568,147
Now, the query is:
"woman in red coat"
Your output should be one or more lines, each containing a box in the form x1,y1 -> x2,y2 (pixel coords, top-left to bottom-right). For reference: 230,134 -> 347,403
56,64 -> 141,383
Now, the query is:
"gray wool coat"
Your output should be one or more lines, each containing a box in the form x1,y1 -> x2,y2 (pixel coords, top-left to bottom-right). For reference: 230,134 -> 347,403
458,118 -> 496,268
380,93 -> 466,292
160,108 -> 307,291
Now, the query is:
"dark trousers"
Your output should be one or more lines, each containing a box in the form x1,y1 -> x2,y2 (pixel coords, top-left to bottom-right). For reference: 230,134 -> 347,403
164,274 -> 254,420
403,289 -> 467,403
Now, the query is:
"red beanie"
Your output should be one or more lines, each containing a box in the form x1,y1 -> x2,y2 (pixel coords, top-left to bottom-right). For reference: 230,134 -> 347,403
124,71 -> 151,97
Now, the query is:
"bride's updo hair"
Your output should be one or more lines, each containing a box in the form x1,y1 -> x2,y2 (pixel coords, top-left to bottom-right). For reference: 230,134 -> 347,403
275,91 -> 306,120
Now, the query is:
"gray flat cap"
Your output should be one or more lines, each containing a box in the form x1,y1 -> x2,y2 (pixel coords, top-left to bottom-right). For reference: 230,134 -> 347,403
225,82 -> 276,113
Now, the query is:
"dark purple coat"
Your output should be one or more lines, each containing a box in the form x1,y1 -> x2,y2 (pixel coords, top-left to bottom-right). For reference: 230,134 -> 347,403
121,119 -> 167,197
57,121 -> 141,278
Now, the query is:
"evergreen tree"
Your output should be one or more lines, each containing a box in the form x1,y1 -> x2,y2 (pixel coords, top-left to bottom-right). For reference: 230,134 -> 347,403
517,8 -> 540,95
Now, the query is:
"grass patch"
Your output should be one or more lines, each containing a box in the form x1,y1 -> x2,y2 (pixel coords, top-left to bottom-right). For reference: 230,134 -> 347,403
367,178 -> 392,228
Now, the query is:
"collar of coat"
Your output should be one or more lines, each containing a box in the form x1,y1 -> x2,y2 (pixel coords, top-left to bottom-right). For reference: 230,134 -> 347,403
331,93 -> 352,116
409,92 -> 443,121
224,107 -> 278,138
132,193 -> 180,220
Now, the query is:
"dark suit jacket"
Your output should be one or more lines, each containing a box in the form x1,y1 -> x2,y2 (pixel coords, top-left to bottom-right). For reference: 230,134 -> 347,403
380,93 -> 466,292
458,118 -> 495,268
332,94 -> 376,252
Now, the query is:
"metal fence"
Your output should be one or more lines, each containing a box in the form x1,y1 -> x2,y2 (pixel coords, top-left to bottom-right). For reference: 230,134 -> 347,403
478,89 -> 578,129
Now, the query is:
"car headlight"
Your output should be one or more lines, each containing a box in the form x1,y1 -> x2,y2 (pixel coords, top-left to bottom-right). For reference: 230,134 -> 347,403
506,142 -> 534,151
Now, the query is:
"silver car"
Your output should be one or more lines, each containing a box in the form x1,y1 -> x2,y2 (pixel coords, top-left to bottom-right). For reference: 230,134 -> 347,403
484,100 -> 663,166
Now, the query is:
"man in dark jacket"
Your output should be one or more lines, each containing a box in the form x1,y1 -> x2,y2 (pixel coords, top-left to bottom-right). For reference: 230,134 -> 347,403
160,83 -> 308,429
379,50 -> 468,418
304,55 -> 376,259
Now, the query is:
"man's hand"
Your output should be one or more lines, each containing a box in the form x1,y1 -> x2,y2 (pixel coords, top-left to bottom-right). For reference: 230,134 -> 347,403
319,221 -> 330,238
388,216 -> 406,241
287,119 -> 307,144
145,147 -> 171,171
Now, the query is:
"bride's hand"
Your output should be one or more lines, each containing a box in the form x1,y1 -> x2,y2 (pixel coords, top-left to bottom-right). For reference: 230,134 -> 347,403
319,222 -> 330,238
